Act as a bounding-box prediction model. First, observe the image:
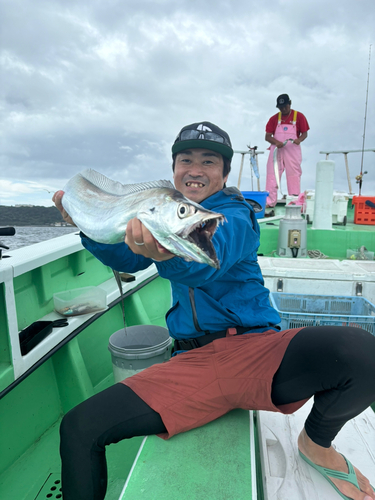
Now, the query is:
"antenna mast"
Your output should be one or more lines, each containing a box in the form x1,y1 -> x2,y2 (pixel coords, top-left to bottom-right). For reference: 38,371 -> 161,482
358,45 -> 372,195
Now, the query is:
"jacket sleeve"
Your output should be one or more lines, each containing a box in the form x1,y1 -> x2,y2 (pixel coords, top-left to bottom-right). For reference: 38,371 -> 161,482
80,234 -> 153,272
155,206 -> 259,287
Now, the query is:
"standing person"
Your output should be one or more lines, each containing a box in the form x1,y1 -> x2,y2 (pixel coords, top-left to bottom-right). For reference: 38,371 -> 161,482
53,121 -> 374,500
265,94 -> 310,207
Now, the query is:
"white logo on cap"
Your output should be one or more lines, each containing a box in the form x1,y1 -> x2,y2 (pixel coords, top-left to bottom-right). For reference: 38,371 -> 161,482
196,123 -> 212,138
197,124 -> 212,132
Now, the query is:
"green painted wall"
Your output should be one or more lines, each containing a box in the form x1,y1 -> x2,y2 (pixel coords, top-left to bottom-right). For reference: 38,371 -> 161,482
258,223 -> 375,260
0,360 -> 62,475
0,271 -> 171,500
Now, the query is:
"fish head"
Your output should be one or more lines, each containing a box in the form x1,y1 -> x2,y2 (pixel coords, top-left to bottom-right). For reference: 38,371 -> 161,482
137,188 -> 225,269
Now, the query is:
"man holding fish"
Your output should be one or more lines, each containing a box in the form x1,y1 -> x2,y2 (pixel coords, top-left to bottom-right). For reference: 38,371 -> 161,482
265,94 -> 309,208
54,122 -> 375,500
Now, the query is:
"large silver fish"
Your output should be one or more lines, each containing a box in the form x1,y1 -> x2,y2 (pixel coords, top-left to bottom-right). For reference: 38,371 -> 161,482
62,169 -> 225,269
273,139 -> 294,191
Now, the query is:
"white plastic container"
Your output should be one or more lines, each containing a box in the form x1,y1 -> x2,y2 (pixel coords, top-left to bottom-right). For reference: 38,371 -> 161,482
305,190 -> 349,225
346,249 -> 374,261
54,286 -> 107,316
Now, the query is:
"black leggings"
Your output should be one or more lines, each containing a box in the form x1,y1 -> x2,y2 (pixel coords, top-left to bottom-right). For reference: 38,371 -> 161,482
60,326 -> 375,500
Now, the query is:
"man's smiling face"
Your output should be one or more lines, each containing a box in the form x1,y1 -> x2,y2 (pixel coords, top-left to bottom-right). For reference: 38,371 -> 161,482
173,148 -> 228,204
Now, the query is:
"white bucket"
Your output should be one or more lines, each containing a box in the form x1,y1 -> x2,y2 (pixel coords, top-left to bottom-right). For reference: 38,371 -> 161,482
108,325 -> 172,382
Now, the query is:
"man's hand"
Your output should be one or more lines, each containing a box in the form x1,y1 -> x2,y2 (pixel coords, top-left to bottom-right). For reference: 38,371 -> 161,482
125,218 -> 174,262
265,133 -> 285,149
293,132 -> 307,146
52,191 -> 76,226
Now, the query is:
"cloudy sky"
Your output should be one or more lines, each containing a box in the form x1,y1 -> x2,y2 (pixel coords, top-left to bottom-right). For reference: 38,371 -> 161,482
1,0 -> 374,207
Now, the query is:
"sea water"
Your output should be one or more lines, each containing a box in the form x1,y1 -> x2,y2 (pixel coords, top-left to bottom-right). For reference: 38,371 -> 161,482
0,226 -> 78,251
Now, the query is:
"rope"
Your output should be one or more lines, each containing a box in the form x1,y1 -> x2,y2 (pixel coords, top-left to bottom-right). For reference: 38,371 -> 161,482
307,250 -> 328,259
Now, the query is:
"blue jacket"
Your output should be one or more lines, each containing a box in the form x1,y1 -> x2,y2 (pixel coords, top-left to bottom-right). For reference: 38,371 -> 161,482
81,187 -> 280,339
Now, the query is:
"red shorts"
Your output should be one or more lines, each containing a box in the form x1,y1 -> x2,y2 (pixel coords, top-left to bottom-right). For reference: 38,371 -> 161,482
123,328 -> 306,439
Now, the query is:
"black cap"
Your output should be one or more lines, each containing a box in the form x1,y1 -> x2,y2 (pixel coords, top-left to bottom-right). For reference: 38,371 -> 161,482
276,94 -> 291,108
172,121 -> 234,160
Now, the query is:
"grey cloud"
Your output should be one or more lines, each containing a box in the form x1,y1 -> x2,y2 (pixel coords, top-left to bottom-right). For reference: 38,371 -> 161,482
1,0 -> 374,206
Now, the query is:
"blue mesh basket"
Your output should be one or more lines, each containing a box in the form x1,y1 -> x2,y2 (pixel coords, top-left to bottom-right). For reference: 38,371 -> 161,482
270,293 -> 375,334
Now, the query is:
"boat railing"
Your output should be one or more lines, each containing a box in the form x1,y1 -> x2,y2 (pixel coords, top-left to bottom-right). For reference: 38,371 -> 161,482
0,232 -> 159,397
320,148 -> 375,194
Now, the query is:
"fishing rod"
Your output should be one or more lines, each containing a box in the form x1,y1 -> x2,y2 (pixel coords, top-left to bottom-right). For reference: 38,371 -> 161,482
357,44 -> 372,196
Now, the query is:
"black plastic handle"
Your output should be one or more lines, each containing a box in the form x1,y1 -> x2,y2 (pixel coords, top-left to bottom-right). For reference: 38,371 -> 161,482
0,227 -> 16,236
52,319 -> 69,328
19,319 -> 69,355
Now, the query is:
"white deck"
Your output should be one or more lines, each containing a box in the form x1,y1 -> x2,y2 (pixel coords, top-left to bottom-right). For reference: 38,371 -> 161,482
258,400 -> 375,499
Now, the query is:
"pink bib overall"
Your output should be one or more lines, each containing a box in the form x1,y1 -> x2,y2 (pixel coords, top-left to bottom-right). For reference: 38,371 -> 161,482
266,111 -> 302,207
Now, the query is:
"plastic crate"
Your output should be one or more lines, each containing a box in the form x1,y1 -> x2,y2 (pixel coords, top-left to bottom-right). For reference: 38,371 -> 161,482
352,196 -> 375,225
346,248 -> 374,261
270,293 -> 375,334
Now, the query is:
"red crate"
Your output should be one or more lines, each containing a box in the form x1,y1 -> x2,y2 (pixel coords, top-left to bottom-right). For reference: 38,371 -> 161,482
352,196 -> 375,225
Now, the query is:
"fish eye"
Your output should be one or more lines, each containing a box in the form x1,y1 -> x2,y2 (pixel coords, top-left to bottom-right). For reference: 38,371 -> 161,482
178,203 -> 192,218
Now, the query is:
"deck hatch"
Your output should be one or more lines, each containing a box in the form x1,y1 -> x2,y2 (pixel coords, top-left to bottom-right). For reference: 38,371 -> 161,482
35,473 -> 62,499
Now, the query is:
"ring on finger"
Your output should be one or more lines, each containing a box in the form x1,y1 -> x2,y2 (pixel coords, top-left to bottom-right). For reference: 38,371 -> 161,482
134,241 -> 145,246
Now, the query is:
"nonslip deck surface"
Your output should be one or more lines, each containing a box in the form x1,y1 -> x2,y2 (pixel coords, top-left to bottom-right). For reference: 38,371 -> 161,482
258,400 -> 375,499
120,409 -> 256,500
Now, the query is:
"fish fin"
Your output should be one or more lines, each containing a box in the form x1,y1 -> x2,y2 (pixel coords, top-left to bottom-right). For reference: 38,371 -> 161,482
79,169 -> 174,195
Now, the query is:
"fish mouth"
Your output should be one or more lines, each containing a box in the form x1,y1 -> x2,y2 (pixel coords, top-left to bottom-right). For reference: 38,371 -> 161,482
178,214 -> 224,268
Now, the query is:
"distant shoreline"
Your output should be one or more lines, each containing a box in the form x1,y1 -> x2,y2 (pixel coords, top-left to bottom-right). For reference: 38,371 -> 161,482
0,205 -> 65,226
3,225 -> 76,228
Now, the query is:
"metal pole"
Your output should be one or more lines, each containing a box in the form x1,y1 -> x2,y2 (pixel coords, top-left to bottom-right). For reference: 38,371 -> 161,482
343,153 -> 353,194
359,44 -> 372,196
256,154 -> 261,191
237,153 -> 245,189
250,155 -> 254,191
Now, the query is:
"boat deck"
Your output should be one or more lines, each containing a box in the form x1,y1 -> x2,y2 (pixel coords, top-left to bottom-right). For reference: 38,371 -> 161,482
0,205 -> 374,499
122,410 -> 257,500
258,401 -> 375,499
3,397 -> 373,500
